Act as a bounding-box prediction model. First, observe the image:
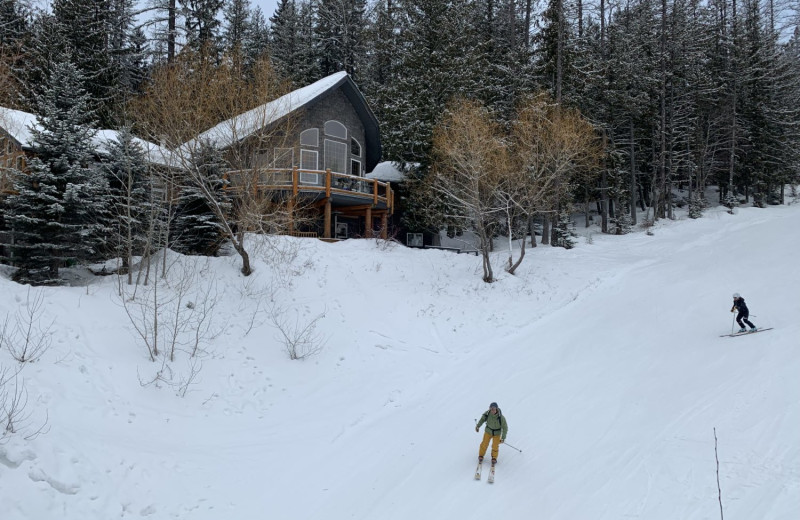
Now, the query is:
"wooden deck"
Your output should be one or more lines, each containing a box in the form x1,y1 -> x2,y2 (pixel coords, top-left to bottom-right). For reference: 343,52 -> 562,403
226,167 -> 394,239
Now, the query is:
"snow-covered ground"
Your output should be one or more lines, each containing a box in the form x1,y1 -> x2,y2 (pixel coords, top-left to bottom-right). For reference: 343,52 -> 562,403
1,200 -> 798,520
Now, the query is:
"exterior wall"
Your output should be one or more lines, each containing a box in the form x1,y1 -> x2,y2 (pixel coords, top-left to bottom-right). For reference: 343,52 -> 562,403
230,87 -> 367,178
0,132 -> 27,194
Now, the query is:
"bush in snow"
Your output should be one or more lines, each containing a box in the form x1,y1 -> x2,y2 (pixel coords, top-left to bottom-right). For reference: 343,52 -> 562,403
554,211 -> 577,249
688,195 -> 705,219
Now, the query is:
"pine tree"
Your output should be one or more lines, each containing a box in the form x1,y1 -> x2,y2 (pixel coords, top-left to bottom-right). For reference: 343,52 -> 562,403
171,141 -> 231,256
553,210 -> 577,248
270,0 -> 320,86
51,0 -> 119,126
102,127 -> 153,278
223,0 -> 252,64
4,62 -> 111,284
316,0 -> 367,78
243,6 -> 270,71
180,0 -> 224,58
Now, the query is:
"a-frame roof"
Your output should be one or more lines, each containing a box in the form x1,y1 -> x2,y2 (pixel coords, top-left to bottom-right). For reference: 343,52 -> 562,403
186,71 -> 382,172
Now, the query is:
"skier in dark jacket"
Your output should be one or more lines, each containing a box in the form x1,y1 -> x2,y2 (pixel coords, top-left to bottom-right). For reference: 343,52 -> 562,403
731,293 -> 757,333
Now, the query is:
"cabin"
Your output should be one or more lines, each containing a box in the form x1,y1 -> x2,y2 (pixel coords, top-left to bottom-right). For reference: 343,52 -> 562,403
2,71 -> 391,242
185,71 -> 392,240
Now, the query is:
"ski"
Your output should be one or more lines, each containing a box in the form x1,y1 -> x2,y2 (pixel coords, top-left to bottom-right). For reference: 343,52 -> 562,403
474,460 -> 483,480
720,327 -> 773,338
487,465 -> 496,484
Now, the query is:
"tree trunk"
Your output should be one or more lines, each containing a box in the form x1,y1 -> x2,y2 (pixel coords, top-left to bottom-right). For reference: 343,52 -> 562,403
168,0 -> 176,62
629,119 -> 637,224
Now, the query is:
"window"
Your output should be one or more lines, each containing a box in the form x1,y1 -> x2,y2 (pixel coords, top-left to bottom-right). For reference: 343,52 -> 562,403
351,138 -> 361,157
300,128 -> 319,147
273,148 -> 294,169
300,149 -> 318,170
351,159 -> 361,178
324,120 -> 347,140
324,139 -> 347,174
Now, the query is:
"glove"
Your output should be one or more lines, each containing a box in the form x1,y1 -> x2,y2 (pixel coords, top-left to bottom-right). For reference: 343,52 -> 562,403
475,426 -> 479,432
500,439 -> 505,444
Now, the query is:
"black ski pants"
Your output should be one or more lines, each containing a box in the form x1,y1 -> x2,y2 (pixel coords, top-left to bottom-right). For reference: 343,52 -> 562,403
736,311 -> 755,329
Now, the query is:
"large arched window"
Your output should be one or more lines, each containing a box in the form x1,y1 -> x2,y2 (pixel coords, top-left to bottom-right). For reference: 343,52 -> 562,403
324,120 -> 347,140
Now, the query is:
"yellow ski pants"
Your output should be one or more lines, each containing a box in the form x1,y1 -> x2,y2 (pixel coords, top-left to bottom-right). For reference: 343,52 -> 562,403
479,431 -> 502,460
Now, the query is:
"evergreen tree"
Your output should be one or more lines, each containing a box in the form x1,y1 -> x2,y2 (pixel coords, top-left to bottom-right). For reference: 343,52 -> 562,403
102,127 -> 153,276
243,6 -> 270,70
180,0 -> 224,58
4,62 -> 111,284
316,0 -> 367,78
223,0 -> 252,62
51,0 -> 119,126
270,0 -> 320,86
171,141 -> 231,256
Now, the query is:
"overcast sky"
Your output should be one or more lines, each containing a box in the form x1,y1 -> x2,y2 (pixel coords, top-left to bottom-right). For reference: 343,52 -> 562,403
253,0 -> 280,19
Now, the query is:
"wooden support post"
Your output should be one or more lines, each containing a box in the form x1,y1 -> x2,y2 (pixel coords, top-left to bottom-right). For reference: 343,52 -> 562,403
292,166 -> 299,197
381,213 -> 388,239
288,197 -> 295,234
365,207 -> 372,238
324,199 -> 332,239
325,168 -> 331,198
373,179 -> 378,205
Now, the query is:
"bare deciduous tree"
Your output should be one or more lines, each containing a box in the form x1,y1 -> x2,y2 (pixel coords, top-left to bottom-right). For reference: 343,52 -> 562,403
131,53 -> 301,276
3,288 -> 54,364
431,98 -> 510,283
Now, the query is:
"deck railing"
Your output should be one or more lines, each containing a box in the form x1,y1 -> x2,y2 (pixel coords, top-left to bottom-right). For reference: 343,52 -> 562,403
225,167 -> 393,211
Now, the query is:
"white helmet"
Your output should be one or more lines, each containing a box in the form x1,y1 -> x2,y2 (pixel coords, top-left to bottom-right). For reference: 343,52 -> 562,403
733,293 -> 741,298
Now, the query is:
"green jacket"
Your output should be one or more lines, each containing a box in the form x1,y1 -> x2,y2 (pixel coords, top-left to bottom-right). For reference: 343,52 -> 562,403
477,410 -> 508,440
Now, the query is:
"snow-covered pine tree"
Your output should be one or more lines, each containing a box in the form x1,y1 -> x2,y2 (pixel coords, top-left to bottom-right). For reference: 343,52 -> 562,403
171,141 -> 230,256
553,210 -> 577,249
242,6 -> 270,71
102,127 -> 153,280
5,61 -> 111,284
180,0 -> 224,58
224,0 -> 252,56
51,0 -> 119,126
316,0 -> 367,78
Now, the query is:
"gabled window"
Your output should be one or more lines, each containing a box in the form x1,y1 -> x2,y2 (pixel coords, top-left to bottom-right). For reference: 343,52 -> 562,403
351,137 -> 361,157
300,128 -> 319,147
324,120 -> 347,140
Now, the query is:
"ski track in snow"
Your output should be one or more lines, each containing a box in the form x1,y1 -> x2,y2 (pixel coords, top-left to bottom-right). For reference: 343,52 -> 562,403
0,202 -> 798,519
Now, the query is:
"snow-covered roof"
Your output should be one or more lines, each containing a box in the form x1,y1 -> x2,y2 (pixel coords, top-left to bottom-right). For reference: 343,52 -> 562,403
0,106 -> 37,148
182,71 -> 382,172
365,161 -> 415,183
185,71 -> 350,151
1,106 -> 177,167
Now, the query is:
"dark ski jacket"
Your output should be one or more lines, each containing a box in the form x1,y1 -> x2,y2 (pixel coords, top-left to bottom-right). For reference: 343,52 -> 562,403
477,410 -> 508,440
732,298 -> 750,315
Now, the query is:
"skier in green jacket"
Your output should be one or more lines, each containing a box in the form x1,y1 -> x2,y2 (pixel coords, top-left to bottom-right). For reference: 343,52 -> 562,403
475,402 -> 508,466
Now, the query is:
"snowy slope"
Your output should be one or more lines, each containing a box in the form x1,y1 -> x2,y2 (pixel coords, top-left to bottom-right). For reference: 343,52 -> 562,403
1,202 -> 798,520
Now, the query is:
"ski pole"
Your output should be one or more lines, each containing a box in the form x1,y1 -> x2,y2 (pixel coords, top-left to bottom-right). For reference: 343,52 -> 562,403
731,313 -> 736,334
503,441 -> 522,452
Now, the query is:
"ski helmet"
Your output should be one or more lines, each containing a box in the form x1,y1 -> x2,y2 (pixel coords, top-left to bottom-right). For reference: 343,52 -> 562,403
733,293 -> 741,298
490,402 -> 498,409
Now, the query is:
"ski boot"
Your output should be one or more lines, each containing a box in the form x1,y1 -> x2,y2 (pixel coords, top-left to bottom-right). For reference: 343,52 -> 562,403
738,328 -> 746,333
